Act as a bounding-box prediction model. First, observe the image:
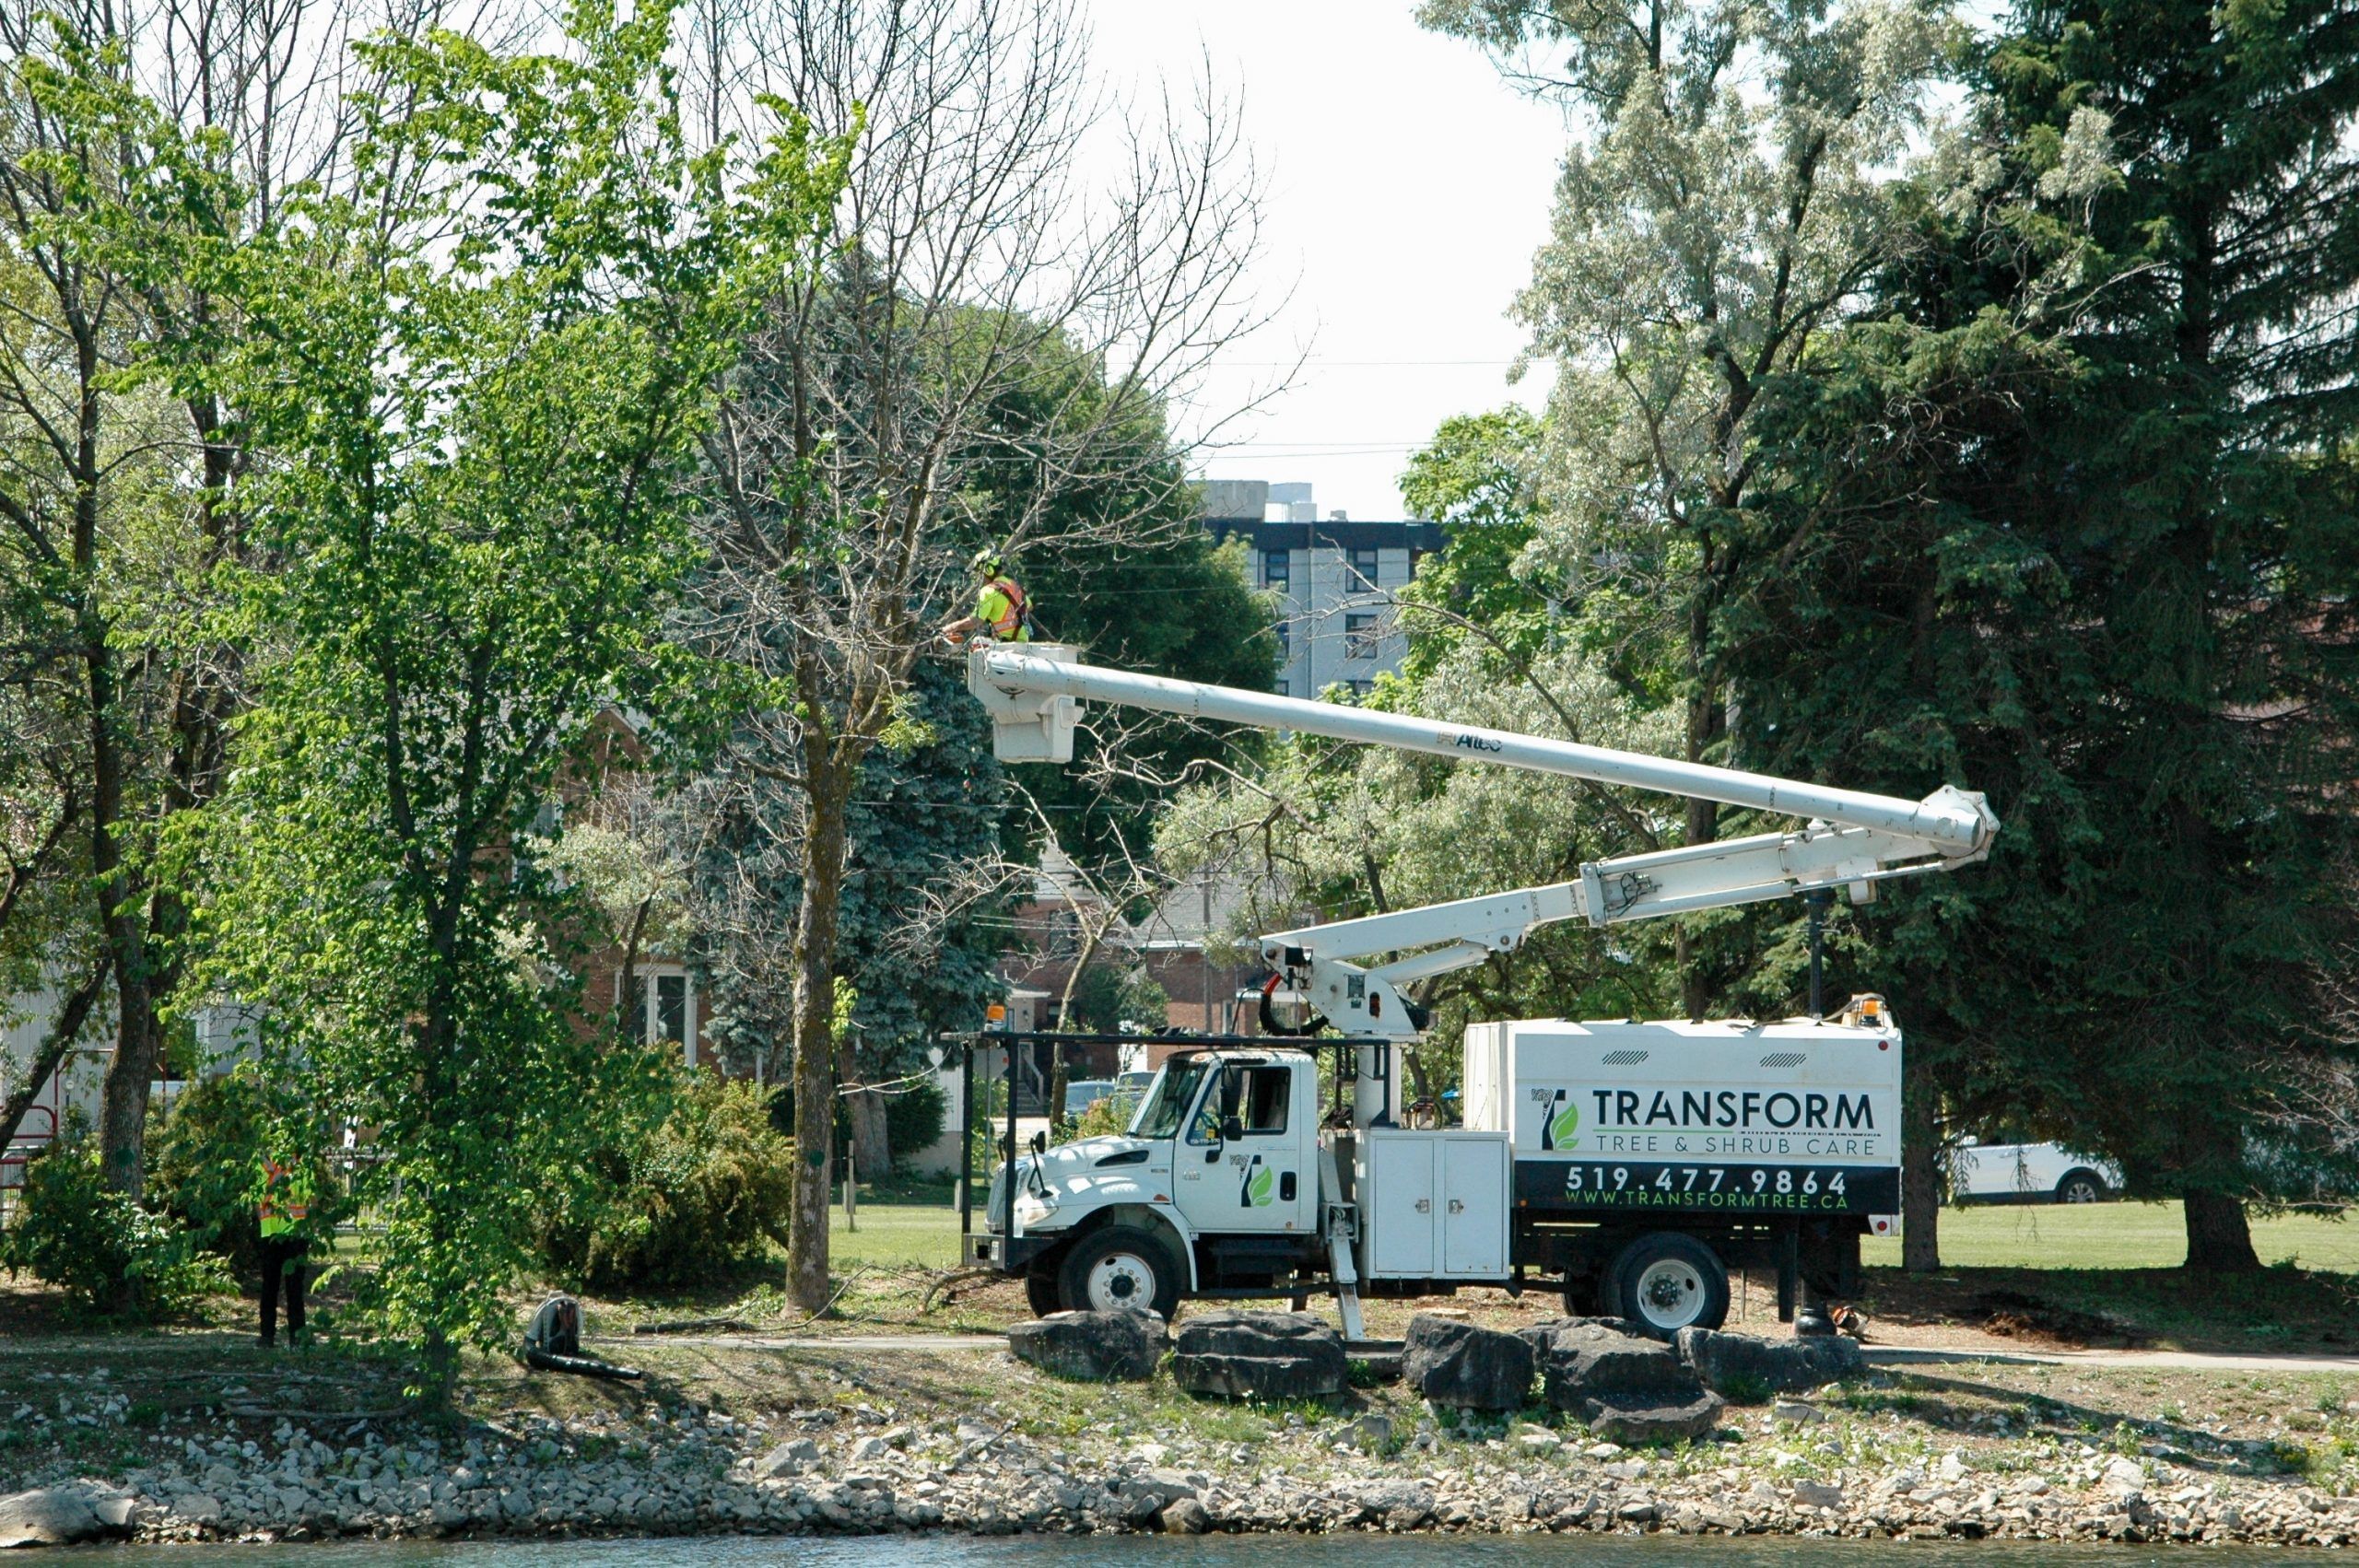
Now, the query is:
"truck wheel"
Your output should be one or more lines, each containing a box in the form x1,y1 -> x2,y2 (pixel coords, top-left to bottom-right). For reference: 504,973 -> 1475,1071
1607,1233 -> 1731,1339
1025,1268 -> 1063,1317
2055,1170 -> 2107,1204
1058,1224 -> 1182,1319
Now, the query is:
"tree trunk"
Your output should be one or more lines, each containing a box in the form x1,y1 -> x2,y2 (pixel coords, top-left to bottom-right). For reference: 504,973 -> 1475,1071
1900,1041 -> 1942,1272
786,765 -> 852,1315
1046,1040 -> 1069,1129
844,1087 -> 892,1178
2182,1188 -> 2260,1271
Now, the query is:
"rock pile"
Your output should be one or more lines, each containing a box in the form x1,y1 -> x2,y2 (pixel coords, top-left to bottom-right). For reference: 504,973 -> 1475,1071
2,1376 -> 2354,1548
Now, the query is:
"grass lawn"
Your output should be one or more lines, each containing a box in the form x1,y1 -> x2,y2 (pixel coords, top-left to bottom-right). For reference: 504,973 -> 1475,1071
829,1192 -> 963,1271
835,1191 -> 2359,1278
1865,1200 -> 2359,1271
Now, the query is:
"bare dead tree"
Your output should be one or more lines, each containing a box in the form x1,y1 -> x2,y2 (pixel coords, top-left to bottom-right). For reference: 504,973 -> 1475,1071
672,0 -> 1275,1311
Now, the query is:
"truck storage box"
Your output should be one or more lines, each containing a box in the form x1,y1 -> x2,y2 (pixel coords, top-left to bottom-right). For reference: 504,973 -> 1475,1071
1463,1017 -> 1902,1216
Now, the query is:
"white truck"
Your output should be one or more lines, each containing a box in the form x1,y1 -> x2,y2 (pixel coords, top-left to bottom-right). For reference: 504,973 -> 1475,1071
962,644 -> 1996,1339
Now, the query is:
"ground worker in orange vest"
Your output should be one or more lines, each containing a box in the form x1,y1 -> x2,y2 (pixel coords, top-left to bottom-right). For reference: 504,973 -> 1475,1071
940,549 -> 1034,645
255,1153 -> 316,1347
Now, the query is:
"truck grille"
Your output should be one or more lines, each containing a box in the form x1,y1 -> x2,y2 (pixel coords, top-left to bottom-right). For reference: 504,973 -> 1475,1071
1600,1049 -> 1649,1065
1759,1051 -> 1807,1067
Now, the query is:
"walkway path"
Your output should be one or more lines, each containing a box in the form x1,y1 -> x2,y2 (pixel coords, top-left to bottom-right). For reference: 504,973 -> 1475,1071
589,1330 -> 2359,1374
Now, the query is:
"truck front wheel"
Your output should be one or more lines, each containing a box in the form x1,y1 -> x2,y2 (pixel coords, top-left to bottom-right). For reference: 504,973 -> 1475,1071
1607,1233 -> 1731,1339
1058,1225 -> 1182,1319
1025,1268 -> 1063,1317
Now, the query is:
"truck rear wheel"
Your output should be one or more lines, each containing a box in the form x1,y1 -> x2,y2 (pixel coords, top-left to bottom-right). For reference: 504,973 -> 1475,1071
1607,1232 -> 1730,1338
1058,1224 -> 1182,1319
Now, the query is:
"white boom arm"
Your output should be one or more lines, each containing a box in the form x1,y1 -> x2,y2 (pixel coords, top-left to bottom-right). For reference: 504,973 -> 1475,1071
969,643 -> 1998,1041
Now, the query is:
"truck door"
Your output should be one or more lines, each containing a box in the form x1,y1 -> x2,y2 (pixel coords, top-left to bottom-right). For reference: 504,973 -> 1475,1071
1173,1059 -> 1311,1237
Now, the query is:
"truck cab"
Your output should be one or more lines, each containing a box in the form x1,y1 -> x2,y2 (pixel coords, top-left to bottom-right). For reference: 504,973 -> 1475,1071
971,1047 -> 1329,1319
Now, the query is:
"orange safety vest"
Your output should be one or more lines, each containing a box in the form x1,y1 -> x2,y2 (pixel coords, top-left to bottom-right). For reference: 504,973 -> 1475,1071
977,576 -> 1032,640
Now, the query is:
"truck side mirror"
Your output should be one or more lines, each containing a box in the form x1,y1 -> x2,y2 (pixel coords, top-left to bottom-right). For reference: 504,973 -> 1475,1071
1221,1115 -> 1245,1142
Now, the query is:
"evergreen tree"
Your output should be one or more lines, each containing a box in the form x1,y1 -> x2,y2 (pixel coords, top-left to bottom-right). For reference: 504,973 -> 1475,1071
1735,0 -> 2359,1269
1979,0 -> 2359,1268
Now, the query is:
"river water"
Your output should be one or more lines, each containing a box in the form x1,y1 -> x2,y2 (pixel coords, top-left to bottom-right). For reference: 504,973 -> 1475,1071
91,1539 -> 2330,1568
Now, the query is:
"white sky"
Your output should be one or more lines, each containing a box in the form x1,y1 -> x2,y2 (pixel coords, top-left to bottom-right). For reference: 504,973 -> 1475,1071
1085,2 -> 1571,521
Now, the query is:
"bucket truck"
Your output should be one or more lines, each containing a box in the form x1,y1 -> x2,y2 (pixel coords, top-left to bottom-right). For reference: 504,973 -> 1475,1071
961,644 -> 1997,1339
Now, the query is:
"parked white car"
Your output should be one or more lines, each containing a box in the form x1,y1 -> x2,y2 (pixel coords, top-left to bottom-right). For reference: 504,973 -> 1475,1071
1950,1136 -> 2123,1205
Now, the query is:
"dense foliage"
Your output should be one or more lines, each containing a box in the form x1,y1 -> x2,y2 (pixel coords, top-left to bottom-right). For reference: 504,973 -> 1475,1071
538,1072 -> 796,1292
0,1141 -> 229,1317
147,1071 -> 351,1278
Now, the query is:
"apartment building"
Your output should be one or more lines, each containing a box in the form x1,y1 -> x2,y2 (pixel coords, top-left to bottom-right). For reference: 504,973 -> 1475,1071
1199,478 -> 1446,697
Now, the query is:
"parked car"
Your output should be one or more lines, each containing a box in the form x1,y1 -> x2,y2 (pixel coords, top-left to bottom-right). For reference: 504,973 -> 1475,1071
1062,1080 -> 1121,1114
1949,1136 -> 2124,1205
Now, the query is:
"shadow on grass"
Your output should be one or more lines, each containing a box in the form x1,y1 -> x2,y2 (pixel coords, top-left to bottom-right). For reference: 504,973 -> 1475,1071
1859,1263 -> 2359,1353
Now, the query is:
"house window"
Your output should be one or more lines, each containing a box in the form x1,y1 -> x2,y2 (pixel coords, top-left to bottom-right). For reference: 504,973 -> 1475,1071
1344,613 -> 1380,659
1275,676 -> 1291,697
1262,548 -> 1291,591
1346,678 -> 1375,697
1346,545 -> 1380,589
626,968 -> 698,1065
1274,621 -> 1290,659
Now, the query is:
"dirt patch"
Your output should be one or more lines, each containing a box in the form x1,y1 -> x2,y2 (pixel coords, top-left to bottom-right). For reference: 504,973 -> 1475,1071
1968,1288 -> 2149,1349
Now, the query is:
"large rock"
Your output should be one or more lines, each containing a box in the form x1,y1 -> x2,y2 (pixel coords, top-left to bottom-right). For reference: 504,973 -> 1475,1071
1523,1318 -> 1703,1412
0,1489 -> 113,1548
1402,1313 -> 1534,1410
1580,1391 -> 1727,1445
1171,1310 -> 1346,1401
1007,1310 -> 1167,1382
1673,1327 -> 1862,1398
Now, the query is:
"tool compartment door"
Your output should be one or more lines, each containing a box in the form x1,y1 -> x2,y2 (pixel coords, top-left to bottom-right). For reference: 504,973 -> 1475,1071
1363,1133 -> 1437,1278
1440,1135 -> 1509,1277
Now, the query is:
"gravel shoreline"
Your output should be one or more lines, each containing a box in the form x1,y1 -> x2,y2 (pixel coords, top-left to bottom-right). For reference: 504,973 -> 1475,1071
7,1367 -> 2358,1549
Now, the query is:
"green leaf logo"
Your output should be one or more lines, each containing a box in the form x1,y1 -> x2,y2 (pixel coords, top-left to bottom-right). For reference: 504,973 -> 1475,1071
1549,1100 -> 1580,1149
1247,1164 -> 1274,1206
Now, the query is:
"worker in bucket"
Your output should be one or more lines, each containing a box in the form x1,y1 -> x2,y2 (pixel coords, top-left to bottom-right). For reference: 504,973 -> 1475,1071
255,1152 -> 316,1347
940,548 -> 1033,645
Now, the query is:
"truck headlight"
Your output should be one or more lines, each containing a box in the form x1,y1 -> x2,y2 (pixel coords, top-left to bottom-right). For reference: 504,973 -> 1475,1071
1013,1190 -> 1060,1228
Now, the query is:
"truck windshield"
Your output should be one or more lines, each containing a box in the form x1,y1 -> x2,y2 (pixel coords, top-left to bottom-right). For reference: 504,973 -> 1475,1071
1129,1059 -> 1213,1140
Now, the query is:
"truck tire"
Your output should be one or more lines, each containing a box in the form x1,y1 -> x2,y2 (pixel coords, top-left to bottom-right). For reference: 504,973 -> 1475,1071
1058,1224 -> 1182,1319
1606,1232 -> 1731,1339
1025,1268 -> 1063,1317
2055,1170 -> 2107,1204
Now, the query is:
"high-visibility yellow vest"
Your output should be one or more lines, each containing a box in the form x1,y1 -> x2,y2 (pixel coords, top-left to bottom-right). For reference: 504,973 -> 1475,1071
976,577 -> 1032,640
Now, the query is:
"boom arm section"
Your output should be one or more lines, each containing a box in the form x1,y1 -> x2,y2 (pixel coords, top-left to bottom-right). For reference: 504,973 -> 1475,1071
968,643 -> 1999,1040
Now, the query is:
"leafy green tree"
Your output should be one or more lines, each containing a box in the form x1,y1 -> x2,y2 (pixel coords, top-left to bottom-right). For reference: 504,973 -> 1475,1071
1423,0 -> 1958,1016
132,4 -> 849,1373
1393,407 -> 1555,683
